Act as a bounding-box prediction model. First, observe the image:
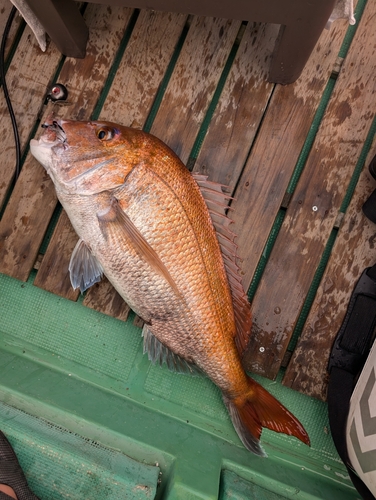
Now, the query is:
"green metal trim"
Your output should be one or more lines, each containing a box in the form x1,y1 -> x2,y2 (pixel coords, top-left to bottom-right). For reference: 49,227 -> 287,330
247,209 -> 285,302
187,22 -> 247,169
91,9 -> 140,121
338,0 -> 368,59
143,16 -> 192,134
340,115 -> 376,214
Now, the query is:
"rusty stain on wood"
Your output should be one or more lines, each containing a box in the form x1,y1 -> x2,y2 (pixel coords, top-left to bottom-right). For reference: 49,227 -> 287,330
0,0 -> 375,398
0,5 -> 133,283
193,22 -> 278,191
243,0 -> 376,380
283,145 -> 376,400
151,16 -> 242,163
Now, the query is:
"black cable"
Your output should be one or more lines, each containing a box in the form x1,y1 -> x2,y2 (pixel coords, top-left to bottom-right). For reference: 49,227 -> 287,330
0,6 -> 21,184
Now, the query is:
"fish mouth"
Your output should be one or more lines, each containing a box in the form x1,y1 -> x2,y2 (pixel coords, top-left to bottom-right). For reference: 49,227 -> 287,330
39,117 -> 67,146
30,117 -> 67,154
30,117 -> 68,173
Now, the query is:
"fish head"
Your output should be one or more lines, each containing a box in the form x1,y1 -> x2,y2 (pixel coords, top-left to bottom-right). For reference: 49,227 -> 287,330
30,116 -> 141,195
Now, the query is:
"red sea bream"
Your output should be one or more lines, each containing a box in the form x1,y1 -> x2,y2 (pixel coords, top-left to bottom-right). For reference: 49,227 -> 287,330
30,117 -> 309,455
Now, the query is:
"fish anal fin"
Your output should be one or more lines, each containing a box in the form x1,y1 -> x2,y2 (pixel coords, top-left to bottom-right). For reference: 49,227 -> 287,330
97,198 -> 180,296
142,325 -> 200,376
193,173 -> 252,356
69,239 -> 103,293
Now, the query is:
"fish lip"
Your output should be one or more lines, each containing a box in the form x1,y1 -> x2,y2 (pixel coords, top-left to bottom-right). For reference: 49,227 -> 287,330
38,116 -> 67,147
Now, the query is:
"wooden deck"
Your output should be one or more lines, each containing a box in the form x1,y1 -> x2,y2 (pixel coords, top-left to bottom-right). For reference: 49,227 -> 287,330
0,0 -> 375,401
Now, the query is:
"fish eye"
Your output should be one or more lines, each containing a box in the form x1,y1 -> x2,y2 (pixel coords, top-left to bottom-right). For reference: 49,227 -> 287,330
96,127 -> 116,141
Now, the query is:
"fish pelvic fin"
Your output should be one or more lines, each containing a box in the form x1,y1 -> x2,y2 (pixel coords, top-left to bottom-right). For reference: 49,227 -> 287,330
223,376 -> 310,456
97,197 -> 180,297
69,238 -> 103,293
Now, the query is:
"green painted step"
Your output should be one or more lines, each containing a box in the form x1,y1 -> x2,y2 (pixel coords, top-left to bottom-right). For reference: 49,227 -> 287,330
0,271 -> 358,499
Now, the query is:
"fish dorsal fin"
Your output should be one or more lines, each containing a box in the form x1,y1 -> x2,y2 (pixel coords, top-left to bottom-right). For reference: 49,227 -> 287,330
69,238 -> 103,293
97,197 -> 180,296
142,325 -> 201,375
192,173 -> 252,356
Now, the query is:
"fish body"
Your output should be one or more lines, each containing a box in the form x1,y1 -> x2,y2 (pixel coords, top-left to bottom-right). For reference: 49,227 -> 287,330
30,118 -> 309,455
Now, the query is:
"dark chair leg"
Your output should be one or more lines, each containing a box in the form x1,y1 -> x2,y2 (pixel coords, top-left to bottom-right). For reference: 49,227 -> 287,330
23,0 -> 89,58
268,0 -> 337,84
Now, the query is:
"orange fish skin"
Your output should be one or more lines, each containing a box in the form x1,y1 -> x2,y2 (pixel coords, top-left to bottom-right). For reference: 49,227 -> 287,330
30,118 -> 310,455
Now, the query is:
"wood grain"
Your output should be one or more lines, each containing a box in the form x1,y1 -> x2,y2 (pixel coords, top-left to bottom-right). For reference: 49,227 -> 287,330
33,211 -> 79,300
192,22 -> 278,192
34,10 -> 187,311
151,16 -> 241,163
0,4 -> 133,281
84,277 -> 131,321
0,22 -> 63,210
81,10 -> 188,315
100,9 -> 187,127
283,144 -> 376,400
230,17 -> 350,293
243,0 -> 376,380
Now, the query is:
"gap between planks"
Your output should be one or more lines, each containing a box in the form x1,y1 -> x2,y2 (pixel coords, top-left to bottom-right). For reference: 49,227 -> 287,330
243,0 -> 376,382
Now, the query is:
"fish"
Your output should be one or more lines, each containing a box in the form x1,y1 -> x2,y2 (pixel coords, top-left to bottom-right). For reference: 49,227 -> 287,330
30,117 -> 310,455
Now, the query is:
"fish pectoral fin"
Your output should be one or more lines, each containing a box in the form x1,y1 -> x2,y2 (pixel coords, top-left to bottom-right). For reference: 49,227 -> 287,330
97,197 -> 180,296
69,239 -> 103,293
142,325 -> 200,376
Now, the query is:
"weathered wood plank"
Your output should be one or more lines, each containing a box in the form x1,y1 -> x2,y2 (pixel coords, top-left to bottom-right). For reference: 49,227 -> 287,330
34,210 -> 79,300
82,10 -> 188,315
0,4 -> 133,282
0,21 -> 63,211
150,16 -> 241,163
230,17 -> 350,293
192,22 -> 278,192
34,10 -> 187,309
84,276 -> 131,321
243,0 -> 376,380
0,4 -> 24,59
99,9 -> 187,126
283,144 -> 376,400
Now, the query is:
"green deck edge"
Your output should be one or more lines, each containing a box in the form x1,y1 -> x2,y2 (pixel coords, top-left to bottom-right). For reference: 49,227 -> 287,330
0,402 -> 159,500
0,271 -> 359,499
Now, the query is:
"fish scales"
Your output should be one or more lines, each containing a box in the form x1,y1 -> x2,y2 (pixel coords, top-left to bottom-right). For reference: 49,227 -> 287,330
63,155 -> 243,393
30,118 -> 310,456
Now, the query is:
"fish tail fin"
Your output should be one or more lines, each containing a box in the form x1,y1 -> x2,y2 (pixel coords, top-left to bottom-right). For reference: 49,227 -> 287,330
224,376 -> 310,456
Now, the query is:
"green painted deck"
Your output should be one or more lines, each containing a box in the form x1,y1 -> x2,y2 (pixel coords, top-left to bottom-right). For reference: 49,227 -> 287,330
0,0 -> 375,498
